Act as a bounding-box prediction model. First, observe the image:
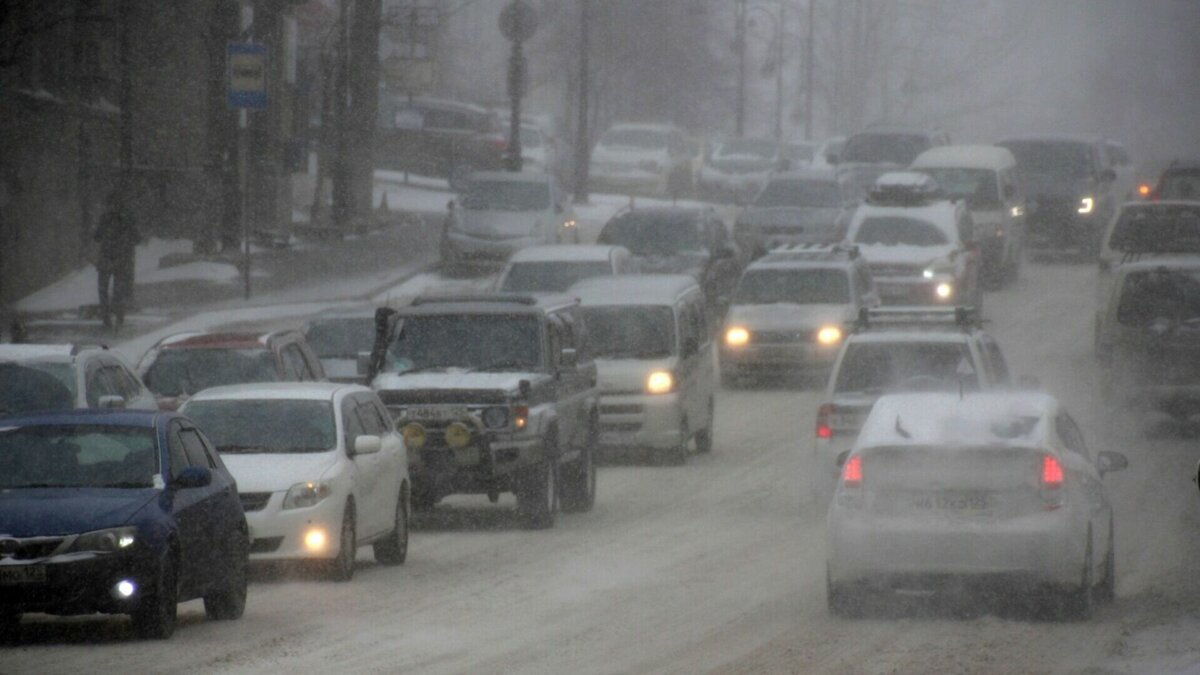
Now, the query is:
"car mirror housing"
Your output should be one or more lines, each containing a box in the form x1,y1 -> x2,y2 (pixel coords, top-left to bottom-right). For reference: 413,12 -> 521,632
354,434 -> 383,455
1096,451 -> 1128,476
173,465 -> 212,490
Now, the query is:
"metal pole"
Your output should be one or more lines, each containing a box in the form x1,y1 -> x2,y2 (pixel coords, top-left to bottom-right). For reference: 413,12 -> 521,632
507,36 -> 525,172
240,110 -> 251,300
805,0 -> 815,140
735,0 -> 746,136
573,0 -> 590,203
774,6 -> 784,141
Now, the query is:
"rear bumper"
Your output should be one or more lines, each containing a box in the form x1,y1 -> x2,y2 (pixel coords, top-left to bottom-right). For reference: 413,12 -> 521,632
597,392 -> 685,450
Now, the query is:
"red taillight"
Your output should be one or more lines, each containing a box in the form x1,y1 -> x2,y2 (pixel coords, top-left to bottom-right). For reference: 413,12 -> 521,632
816,404 -> 833,439
489,135 -> 508,150
514,404 -> 529,430
842,454 -> 863,486
1041,454 -> 1064,487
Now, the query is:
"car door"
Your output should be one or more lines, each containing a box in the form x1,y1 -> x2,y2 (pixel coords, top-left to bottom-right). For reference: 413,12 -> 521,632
687,295 -> 715,429
1056,413 -> 1108,555
357,396 -> 403,534
341,395 -> 385,538
548,311 -> 589,456
166,422 -> 224,595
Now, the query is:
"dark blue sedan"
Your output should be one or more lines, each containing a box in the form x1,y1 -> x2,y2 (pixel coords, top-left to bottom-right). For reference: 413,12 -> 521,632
0,409 -> 248,639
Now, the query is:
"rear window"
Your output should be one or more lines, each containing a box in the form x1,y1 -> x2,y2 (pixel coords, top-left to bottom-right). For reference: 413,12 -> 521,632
461,180 -> 551,211
916,168 -> 1001,209
501,261 -> 613,293
0,362 -> 76,415
579,306 -> 675,359
598,214 -> 703,255
1117,268 -> 1200,326
853,217 -> 948,246
305,318 -> 376,359
835,342 -> 977,394
842,133 -> 930,166
998,141 -> 1092,179
1157,170 -> 1200,200
753,179 -> 842,209
734,269 -> 851,305
142,348 -> 279,397
1108,205 -> 1200,254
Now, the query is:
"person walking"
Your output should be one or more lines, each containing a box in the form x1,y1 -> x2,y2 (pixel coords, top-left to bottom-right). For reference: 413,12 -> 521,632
94,188 -> 139,330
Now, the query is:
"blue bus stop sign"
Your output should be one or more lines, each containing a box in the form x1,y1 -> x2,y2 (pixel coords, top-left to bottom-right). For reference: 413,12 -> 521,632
227,43 -> 268,109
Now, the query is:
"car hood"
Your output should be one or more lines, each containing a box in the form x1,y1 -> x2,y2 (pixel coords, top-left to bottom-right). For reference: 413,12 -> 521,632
0,488 -> 158,537
221,451 -> 341,493
738,206 -> 842,228
373,370 -> 535,393
858,243 -> 956,267
592,146 -> 667,165
459,209 -> 543,238
594,358 -> 676,394
726,304 -> 854,332
632,252 -> 707,277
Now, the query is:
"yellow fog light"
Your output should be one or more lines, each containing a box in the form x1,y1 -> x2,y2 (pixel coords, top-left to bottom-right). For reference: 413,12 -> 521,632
725,326 -> 750,347
445,422 -> 471,448
646,370 -> 675,394
303,528 -> 328,552
402,422 -> 427,449
817,325 -> 843,345
935,282 -> 953,299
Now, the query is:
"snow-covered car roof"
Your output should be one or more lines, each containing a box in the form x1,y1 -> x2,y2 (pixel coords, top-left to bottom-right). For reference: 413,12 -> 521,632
507,244 -> 625,264
155,331 -> 276,350
185,381 -> 366,402
846,330 -> 971,344
874,171 -> 938,190
570,274 -> 699,307
855,391 -> 1058,450
0,343 -> 79,363
911,145 -> 1016,171
763,167 -> 839,183
603,122 -> 678,135
849,200 -> 961,239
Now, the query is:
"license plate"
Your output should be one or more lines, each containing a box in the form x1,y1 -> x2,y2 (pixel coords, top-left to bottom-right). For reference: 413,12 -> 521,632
0,564 -> 46,584
829,413 -> 861,430
913,492 -> 990,514
405,406 -> 469,422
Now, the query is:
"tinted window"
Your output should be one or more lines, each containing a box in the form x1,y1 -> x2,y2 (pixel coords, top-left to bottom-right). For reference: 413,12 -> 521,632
0,362 -> 75,414
183,399 -> 338,454
306,318 -> 376,359
179,428 -> 215,468
461,180 -> 551,211
168,428 -> 189,479
835,342 -> 977,393
842,133 -> 930,165
388,314 -> 543,372
579,306 -> 676,359
718,139 -> 778,159
86,366 -> 122,406
998,141 -> 1093,179
598,213 -> 703,255
1158,170 -> 1200,200
917,168 -> 1001,209
1108,205 -> 1200,253
753,178 -> 842,208
342,400 -> 365,450
853,217 -> 949,246
1117,268 -> 1200,326
734,269 -> 851,305
356,398 -> 389,435
501,261 -> 613,293
142,348 -> 279,397
0,425 -> 158,489
281,344 -> 309,381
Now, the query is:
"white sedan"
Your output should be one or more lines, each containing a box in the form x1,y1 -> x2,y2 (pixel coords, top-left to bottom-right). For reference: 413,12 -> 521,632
181,382 -> 409,581
826,391 -> 1128,619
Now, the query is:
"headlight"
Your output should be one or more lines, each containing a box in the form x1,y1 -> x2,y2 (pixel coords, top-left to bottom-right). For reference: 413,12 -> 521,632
935,282 -> 954,299
922,268 -> 935,279
816,326 -> 843,345
1078,196 -> 1095,214
562,219 -> 577,229
725,326 -> 750,347
402,422 -> 427,449
445,422 -> 471,448
68,526 -> 137,553
1010,205 -> 1024,218
482,406 -> 509,429
282,481 -> 332,510
646,370 -> 675,395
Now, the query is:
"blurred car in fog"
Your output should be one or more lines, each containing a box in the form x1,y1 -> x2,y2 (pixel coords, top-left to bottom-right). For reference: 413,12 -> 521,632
719,245 -> 878,387
0,343 -> 157,415
440,171 -> 578,273
733,168 -> 851,257
375,96 -> 507,189
1103,140 -> 1136,200
589,123 -> 695,198
0,409 -> 248,639
812,136 -> 846,169
844,172 -> 982,309
304,309 -> 378,384
1148,159 -> 1200,201
782,140 -> 817,167
996,134 -> 1119,259
181,383 -> 408,581
826,391 -> 1127,619
696,137 -> 785,203
571,275 -> 715,464
136,330 -> 326,411
597,206 -> 743,317
834,126 -> 951,201
911,145 -> 1026,288
518,123 -> 559,177
495,244 -> 632,294
812,306 -> 1012,506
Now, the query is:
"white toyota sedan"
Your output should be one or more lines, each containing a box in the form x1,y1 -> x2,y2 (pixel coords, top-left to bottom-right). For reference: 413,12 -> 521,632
826,391 -> 1127,619
181,382 -> 409,581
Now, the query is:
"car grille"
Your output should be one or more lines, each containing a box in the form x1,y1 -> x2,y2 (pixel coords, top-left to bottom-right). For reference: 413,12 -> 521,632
249,537 -> 283,554
239,492 -> 273,512
1026,199 -> 1074,233
870,263 -> 924,278
0,536 -> 66,561
601,422 -> 643,432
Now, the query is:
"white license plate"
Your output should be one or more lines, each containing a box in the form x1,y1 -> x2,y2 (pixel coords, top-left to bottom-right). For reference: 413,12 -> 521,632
405,407 -> 469,422
913,492 -> 990,514
0,565 -> 46,584
829,414 -> 861,430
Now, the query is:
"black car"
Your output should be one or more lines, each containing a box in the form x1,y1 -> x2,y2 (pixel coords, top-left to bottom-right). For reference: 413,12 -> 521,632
834,126 -> 952,201
376,97 -> 507,189
1149,159 -> 1200,201
733,169 -> 851,257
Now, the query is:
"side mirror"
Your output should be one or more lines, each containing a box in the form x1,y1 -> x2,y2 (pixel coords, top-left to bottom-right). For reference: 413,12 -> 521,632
560,347 -> 578,368
357,351 -> 373,376
1096,450 -> 1128,476
1017,374 -> 1040,390
98,395 -> 126,409
173,465 -> 212,490
353,434 -> 382,455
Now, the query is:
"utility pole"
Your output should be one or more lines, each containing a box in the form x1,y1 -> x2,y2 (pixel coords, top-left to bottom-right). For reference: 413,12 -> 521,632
500,1 -> 536,173
117,0 -> 132,187
805,0 -> 814,140
573,0 -> 591,203
773,5 -> 784,141
735,0 -> 747,136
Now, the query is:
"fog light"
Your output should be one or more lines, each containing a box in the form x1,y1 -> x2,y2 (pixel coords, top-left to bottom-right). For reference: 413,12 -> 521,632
725,326 -> 750,347
304,528 -> 328,552
935,282 -> 953,299
115,579 -> 136,598
402,423 -> 427,449
816,325 -> 842,345
445,422 -> 471,448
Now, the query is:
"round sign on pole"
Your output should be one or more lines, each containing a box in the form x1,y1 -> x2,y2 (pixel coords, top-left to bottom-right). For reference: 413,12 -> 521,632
499,0 -> 537,42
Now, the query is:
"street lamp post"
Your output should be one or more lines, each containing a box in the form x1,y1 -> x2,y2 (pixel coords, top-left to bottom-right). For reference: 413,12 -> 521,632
744,2 -> 785,141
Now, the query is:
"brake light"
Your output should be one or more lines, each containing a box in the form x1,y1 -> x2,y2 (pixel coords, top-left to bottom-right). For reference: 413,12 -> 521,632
1041,454 -> 1064,486
514,404 -> 529,430
842,455 -> 863,486
816,404 -> 832,439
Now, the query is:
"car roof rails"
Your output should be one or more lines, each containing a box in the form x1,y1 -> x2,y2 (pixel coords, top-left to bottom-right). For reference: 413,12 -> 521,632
854,306 -> 982,332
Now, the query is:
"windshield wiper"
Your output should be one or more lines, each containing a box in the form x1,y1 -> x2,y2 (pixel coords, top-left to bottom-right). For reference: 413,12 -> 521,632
399,364 -> 455,374
98,481 -> 153,489
218,444 -> 274,454
470,360 -> 528,372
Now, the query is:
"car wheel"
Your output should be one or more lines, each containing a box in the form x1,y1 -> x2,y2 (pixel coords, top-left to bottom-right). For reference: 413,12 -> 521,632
373,489 -> 409,566
1050,532 -> 1094,621
826,566 -> 865,619
694,397 -> 715,454
328,503 -> 356,582
1098,519 -> 1116,603
517,454 -> 558,530
560,421 -> 597,513
131,554 -> 178,639
203,530 -> 248,620
663,419 -> 689,466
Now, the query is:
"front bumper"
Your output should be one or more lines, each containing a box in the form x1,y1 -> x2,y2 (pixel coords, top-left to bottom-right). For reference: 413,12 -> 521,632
444,231 -> 541,265
241,494 -> 344,562
720,340 -> 839,376
874,276 -> 958,306
0,550 -> 157,616
410,434 -> 545,497
597,391 -> 685,450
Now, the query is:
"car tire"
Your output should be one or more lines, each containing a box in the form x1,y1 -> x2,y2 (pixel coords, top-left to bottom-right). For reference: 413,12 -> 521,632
373,489 -> 409,566
411,487 -> 438,512
203,532 -> 248,621
327,503 -> 356,582
663,420 -> 690,466
517,454 -> 558,530
694,397 -> 715,454
1051,532 -> 1094,621
560,422 -> 597,513
826,567 -> 865,619
131,554 -> 178,640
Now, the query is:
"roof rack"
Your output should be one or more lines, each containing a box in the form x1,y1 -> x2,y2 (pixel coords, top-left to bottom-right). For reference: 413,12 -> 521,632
762,242 -> 859,261
854,306 -> 982,331
410,293 -> 539,306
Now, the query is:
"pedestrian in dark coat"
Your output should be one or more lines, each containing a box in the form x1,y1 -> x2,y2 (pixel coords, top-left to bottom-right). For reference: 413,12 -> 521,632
94,189 -> 139,329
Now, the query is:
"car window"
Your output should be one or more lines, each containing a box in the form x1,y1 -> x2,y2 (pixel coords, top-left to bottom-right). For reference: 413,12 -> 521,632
734,268 -> 851,305
86,365 -> 122,406
356,396 -> 391,435
168,425 -> 190,479
853,217 -> 949,246
1056,413 -> 1090,460
342,398 -> 366,451
834,341 -> 978,393
281,344 -> 309,381
422,107 -> 471,131
856,264 -> 875,301
578,305 -> 675,359
179,427 -> 216,469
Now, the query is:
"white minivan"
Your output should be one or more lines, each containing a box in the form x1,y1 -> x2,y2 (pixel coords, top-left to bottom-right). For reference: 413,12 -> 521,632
569,275 -> 716,464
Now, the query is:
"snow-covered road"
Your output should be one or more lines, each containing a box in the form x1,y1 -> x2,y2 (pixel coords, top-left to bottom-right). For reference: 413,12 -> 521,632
6,261 -> 1200,674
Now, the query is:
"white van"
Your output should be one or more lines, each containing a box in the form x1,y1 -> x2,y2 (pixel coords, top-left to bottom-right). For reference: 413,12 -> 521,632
569,275 -> 716,464
911,145 -> 1025,288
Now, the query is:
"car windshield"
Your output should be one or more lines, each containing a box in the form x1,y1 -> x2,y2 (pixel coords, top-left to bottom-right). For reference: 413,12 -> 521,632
501,261 -> 613,293
854,216 -> 949,246
1117,269 -> 1200,326
718,139 -> 777,159
1108,206 -> 1200,254
734,269 -> 851,304
1158,170 -> 1200,200
0,425 -> 158,489
842,133 -> 929,165
579,306 -> 675,359
917,168 -> 1001,209
998,141 -> 1092,179
835,342 -> 978,394
305,318 -> 376,359
388,314 -> 542,371
461,179 -> 550,211
142,349 -> 279,397
753,179 -> 842,208
601,128 -> 668,150
598,214 -> 703,255
0,361 -> 77,416
183,400 -> 337,454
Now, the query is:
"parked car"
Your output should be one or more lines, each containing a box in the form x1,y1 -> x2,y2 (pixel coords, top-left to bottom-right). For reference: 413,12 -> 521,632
720,245 -> 878,386
137,330 -> 326,410
696,137 -> 784,203
911,145 -> 1026,287
303,308 -> 378,384
570,275 -> 715,464
0,409 -> 249,638
181,383 -> 409,581
365,295 -> 599,528
0,343 -> 158,415
589,123 -> 695,198
495,244 -> 633,294
440,171 -> 578,272
518,123 -> 559,177
812,136 -> 846,169
826,392 -> 1127,619
996,134 -> 1119,259
376,96 -> 506,189
844,172 -> 982,309
835,126 -> 951,200
782,140 -> 818,167
733,168 -> 851,256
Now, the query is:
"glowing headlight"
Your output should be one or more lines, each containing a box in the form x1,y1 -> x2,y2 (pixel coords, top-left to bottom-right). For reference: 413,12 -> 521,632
1010,205 -> 1024,218
725,326 -> 750,347
445,422 -> 471,448
562,219 -> 577,229
69,526 -> 137,553
482,406 -> 509,429
1078,196 -> 1095,214
402,422 -> 427,449
816,326 -> 843,345
922,268 -> 934,279
646,370 -> 675,394
303,528 -> 328,552
935,282 -> 953,299
1137,183 -> 1152,197
282,481 -> 332,510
